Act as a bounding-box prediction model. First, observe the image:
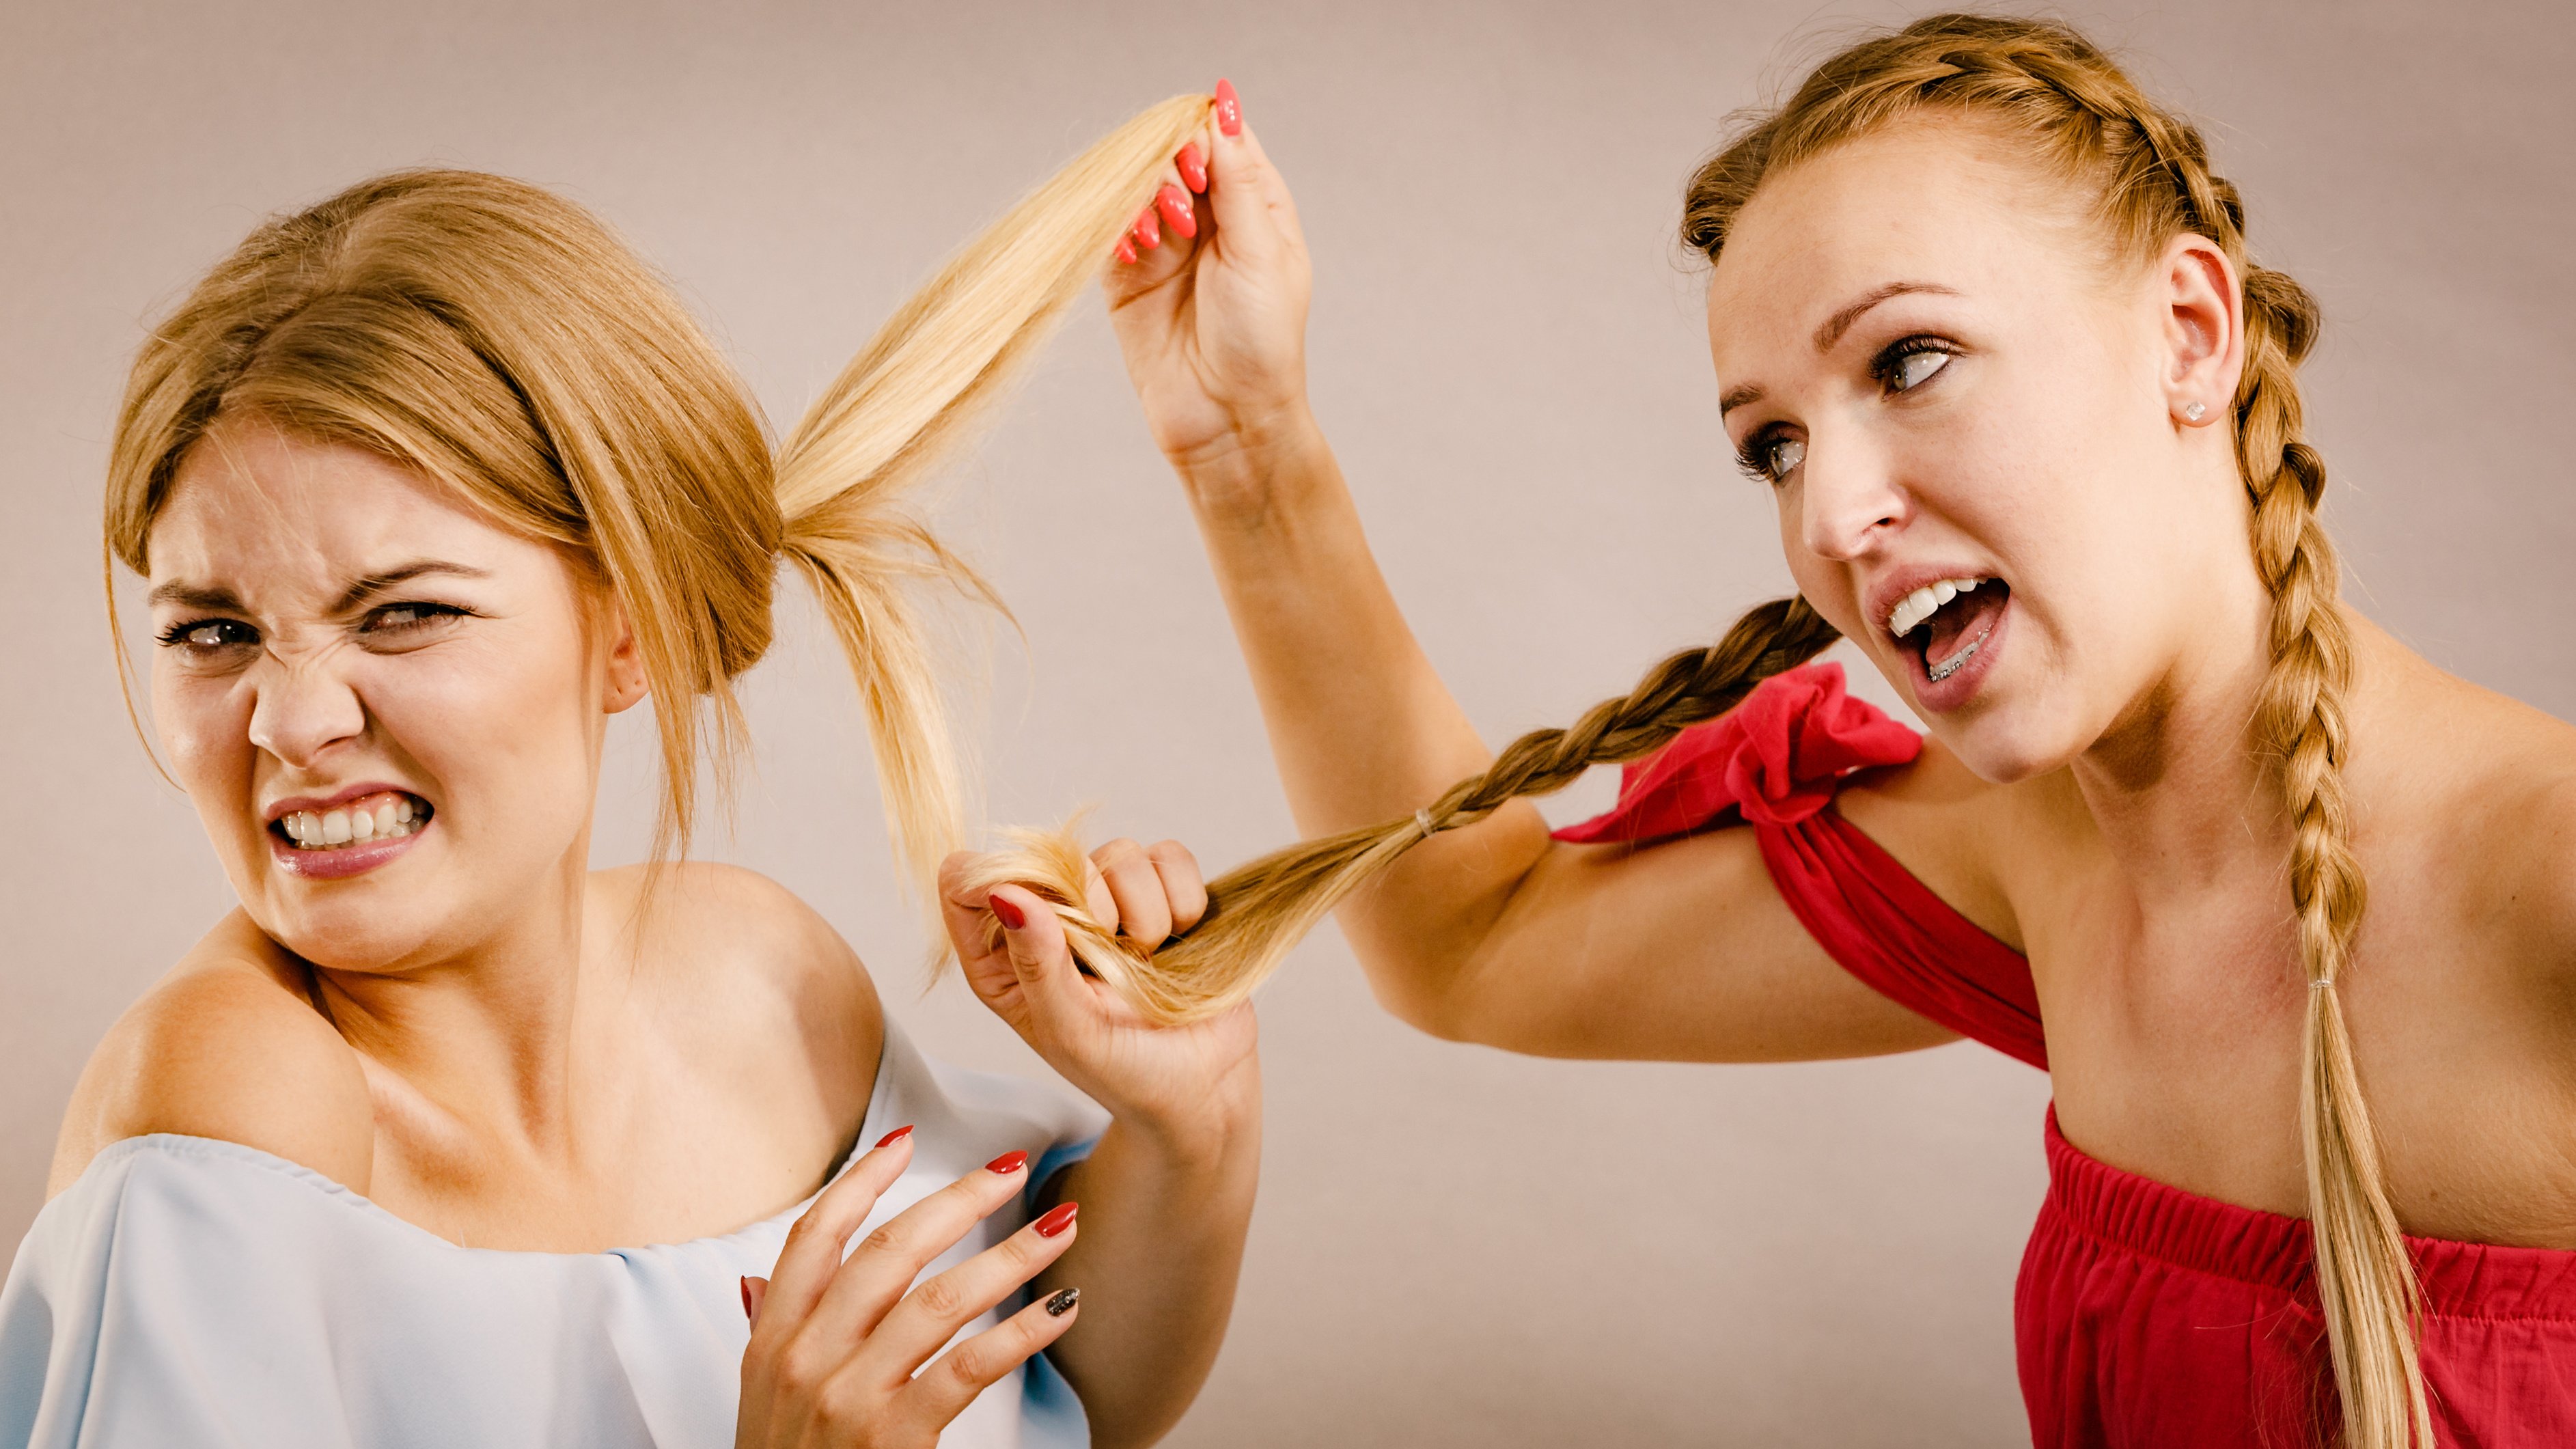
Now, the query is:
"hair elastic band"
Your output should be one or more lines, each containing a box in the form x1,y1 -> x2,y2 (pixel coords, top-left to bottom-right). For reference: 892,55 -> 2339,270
2310,978 -> 2336,990
1415,808 -> 1437,837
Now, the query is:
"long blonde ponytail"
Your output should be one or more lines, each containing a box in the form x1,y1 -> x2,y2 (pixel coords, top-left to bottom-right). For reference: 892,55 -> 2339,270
973,19 -> 2428,1445
771,93 -> 1215,890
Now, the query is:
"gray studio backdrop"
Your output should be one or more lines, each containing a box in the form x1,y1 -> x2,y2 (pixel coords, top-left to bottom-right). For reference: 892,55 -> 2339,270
4,1 -> 2569,1444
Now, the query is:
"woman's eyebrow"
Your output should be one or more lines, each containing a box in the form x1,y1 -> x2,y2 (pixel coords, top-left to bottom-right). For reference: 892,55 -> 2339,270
1814,281 -> 1960,353
145,581 -> 244,611
330,561 -> 490,613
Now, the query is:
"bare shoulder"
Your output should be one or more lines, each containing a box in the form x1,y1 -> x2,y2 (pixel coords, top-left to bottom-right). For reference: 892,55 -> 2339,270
598,861 -> 874,992
2396,663 -> 2576,965
595,862 -> 883,1081
49,911 -> 372,1198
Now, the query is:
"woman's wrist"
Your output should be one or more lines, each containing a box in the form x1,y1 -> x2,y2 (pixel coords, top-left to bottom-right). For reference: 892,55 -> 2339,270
1097,1053 -> 1262,1170
1169,401 -> 1333,530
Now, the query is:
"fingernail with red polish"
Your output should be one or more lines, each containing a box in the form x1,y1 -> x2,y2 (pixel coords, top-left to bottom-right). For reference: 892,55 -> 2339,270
1176,142 -> 1207,192
1113,235 -> 1137,265
1156,184 -> 1195,240
875,1124 -> 915,1149
990,894 -> 1027,930
1132,208 -> 1161,249
1034,1202 -> 1079,1237
987,1150 -> 1030,1176
740,1275 -> 753,1321
1215,79 -> 1242,137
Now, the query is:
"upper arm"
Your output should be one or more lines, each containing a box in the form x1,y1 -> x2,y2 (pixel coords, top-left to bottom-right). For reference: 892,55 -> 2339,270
1408,734 -> 2042,1064
49,922 -> 373,1197
1435,818 -> 1963,1062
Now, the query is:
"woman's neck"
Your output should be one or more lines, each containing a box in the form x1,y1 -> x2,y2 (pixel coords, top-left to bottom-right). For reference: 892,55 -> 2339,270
305,843 -> 615,1163
2065,568 -> 2297,907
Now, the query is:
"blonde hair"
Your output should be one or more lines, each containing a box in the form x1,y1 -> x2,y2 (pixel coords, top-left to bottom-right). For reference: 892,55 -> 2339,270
969,17 -> 2425,1444
107,94 -> 1213,895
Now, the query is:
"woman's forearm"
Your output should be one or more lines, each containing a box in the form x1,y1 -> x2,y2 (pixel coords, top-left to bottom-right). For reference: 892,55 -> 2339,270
1032,1069 -> 1260,1448
1175,413 -> 1560,1030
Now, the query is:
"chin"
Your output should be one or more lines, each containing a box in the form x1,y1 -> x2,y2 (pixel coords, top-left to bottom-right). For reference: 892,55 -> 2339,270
1928,702 -> 2087,786
250,897 -> 448,974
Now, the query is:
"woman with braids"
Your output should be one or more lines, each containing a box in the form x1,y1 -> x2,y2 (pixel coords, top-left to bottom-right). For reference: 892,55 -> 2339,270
956,22 -> 2576,1449
1,96 -> 1256,1449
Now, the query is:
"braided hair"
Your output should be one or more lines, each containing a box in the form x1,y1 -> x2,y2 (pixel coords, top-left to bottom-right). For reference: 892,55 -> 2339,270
978,20 -> 2419,1441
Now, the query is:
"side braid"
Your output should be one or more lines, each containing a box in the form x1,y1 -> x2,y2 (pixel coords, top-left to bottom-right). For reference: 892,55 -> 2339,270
956,596 -> 1841,1022
2239,268 -> 2430,1446
2114,68 -> 2430,1445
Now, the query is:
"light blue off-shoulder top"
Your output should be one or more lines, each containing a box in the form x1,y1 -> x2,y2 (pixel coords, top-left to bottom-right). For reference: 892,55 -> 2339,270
0,1023 -> 1105,1448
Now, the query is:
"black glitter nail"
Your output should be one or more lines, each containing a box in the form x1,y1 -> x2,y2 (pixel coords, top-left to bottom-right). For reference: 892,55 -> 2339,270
1043,1288 -> 1080,1318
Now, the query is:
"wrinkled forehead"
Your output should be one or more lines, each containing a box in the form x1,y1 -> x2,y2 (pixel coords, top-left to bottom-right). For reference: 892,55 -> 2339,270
1704,122 -> 2094,379
148,421 -> 505,590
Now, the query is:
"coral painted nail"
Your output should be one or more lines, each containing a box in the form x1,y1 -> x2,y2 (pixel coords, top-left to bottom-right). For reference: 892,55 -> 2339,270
875,1124 -> 915,1149
987,1150 -> 1031,1176
1034,1202 -> 1079,1238
1132,208 -> 1161,249
1215,78 -> 1242,137
1176,141 -> 1208,193
1156,184 -> 1195,240
990,893 -> 1027,930
1113,235 -> 1137,265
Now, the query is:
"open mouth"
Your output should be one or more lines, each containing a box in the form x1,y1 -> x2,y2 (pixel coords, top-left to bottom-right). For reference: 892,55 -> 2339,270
272,791 -> 433,852
1887,576 -> 2010,685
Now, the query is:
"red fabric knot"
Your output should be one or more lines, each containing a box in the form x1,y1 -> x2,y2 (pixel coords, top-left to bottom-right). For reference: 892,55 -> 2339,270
1551,661 -> 1920,842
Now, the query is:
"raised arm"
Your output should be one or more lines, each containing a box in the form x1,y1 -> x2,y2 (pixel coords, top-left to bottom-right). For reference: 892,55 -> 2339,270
1099,92 -> 1985,1062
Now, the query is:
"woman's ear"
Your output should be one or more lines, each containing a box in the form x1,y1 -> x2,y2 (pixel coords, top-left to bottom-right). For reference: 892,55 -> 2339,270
600,598 -> 650,715
2159,232 -> 2243,428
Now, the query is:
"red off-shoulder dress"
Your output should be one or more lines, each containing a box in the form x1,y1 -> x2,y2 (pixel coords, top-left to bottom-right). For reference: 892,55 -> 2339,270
1553,663 -> 2576,1447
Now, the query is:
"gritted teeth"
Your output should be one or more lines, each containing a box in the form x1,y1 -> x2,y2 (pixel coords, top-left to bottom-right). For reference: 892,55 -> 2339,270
1887,576 -> 1988,638
275,791 -> 430,850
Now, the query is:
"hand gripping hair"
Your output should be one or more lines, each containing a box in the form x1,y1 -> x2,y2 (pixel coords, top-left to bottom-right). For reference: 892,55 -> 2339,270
974,18 -> 2426,1449
104,94 -> 1216,897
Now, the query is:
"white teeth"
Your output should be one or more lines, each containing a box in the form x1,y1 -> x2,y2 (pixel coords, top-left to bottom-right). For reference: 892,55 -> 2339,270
1887,577 -> 1992,637
275,793 -> 428,850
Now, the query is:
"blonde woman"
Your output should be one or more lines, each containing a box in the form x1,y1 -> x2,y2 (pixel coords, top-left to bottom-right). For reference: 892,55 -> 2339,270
1058,27 -> 2576,1449
0,102 -> 1252,1449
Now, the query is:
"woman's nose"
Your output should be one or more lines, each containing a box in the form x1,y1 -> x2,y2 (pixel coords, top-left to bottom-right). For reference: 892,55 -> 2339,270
245,659 -> 367,767
1798,434 -> 1909,561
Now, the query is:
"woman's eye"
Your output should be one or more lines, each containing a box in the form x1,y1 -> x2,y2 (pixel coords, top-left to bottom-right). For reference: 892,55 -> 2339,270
1891,350 -> 1949,391
1876,338 -> 1957,395
158,618 -> 258,651
362,602 -> 463,635
1736,434 -> 1805,484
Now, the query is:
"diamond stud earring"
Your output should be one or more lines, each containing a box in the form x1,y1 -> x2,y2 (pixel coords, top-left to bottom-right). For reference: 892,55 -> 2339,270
2181,400 -> 2208,422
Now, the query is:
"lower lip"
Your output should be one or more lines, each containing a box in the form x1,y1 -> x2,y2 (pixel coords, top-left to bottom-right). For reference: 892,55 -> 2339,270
1907,596 -> 2012,713
266,819 -> 430,880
